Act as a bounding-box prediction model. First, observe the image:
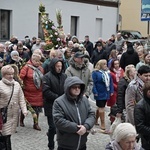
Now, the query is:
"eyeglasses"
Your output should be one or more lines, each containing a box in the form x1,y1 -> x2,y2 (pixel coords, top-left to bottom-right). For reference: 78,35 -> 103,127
71,85 -> 81,90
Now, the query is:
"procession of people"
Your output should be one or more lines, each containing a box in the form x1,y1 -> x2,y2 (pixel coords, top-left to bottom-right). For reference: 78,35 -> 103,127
0,32 -> 150,150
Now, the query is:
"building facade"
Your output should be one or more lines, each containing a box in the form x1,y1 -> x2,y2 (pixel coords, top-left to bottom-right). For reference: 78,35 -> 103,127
119,0 -> 148,37
0,0 -> 118,43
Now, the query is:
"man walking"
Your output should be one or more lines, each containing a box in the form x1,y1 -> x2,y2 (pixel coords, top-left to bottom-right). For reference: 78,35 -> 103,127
42,58 -> 67,150
53,76 -> 95,150
125,65 -> 150,125
65,51 -> 93,98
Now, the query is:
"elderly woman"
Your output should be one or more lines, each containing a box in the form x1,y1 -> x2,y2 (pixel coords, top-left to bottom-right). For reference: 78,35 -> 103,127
20,53 -> 44,131
0,65 -> 27,149
106,123 -> 140,150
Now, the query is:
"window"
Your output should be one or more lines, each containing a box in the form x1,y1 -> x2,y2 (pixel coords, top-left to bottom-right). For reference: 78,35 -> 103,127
95,18 -> 103,39
0,10 -> 10,40
71,16 -> 79,36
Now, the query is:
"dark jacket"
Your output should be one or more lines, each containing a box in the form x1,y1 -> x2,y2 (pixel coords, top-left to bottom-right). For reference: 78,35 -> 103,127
53,76 -> 95,150
91,49 -> 108,67
105,42 -> 116,57
120,47 -> 139,70
83,41 -> 93,57
134,97 -> 150,149
92,70 -> 114,100
116,77 -> 130,113
19,51 -> 30,62
42,58 -> 67,116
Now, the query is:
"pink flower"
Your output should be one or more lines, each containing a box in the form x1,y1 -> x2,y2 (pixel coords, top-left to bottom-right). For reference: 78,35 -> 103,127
57,38 -> 60,41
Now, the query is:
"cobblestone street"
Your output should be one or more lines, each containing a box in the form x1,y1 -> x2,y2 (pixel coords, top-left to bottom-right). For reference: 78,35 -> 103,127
12,99 -> 111,150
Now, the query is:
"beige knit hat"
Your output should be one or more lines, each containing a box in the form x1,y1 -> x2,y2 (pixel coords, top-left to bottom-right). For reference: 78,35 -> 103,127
113,123 -> 137,142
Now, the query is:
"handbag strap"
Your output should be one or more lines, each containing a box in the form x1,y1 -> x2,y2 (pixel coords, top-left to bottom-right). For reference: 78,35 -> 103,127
7,84 -> 14,107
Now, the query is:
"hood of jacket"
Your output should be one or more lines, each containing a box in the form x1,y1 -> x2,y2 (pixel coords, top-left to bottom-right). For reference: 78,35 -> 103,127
49,58 -> 64,75
64,76 -> 85,100
126,47 -> 135,54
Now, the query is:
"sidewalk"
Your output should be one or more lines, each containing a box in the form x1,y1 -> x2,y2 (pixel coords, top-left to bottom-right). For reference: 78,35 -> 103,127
11,99 -> 111,150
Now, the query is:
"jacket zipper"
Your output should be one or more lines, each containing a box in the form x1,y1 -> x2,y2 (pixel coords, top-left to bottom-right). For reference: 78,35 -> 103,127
75,101 -> 81,150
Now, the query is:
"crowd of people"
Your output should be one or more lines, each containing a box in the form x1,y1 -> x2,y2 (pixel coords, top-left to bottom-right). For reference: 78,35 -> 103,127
0,32 -> 150,150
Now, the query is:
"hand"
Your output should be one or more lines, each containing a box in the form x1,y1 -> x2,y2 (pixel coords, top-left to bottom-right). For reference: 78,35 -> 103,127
76,125 -> 86,135
116,113 -> 122,118
24,112 -> 28,117
84,94 -> 89,99
111,93 -> 113,96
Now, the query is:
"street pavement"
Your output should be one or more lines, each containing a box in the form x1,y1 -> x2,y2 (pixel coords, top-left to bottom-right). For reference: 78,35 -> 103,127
11,98 -> 111,150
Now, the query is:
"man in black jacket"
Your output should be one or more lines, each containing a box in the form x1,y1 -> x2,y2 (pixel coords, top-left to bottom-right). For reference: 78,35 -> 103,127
83,35 -> 93,58
53,76 -> 95,150
42,58 -> 67,150
91,42 -> 108,67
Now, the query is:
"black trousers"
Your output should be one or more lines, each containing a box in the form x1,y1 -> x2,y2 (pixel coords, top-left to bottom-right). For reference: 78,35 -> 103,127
47,114 -> 56,149
0,135 -> 11,150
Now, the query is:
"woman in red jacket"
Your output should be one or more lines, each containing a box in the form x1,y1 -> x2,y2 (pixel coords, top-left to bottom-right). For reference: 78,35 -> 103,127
20,53 -> 44,130
107,59 -> 124,123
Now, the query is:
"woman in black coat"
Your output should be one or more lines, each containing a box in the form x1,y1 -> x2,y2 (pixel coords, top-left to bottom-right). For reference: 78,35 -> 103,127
116,64 -> 136,118
120,42 -> 139,71
134,82 -> 150,149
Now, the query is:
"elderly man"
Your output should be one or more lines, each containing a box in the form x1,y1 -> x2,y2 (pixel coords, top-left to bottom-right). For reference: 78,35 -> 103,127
53,76 -> 95,150
83,35 -> 93,58
65,51 -> 93,98
42,58 -> 67,150
115,32 -> 124,52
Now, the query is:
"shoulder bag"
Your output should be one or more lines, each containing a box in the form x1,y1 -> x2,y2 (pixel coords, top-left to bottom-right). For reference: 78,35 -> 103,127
0,84 -> 14,124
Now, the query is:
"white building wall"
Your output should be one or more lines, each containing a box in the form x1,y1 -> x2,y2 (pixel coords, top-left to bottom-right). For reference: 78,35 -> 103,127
0,0 -> 118,43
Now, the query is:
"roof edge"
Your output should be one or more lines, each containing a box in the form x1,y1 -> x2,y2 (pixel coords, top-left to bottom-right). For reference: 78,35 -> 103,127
63,0 -> 118,8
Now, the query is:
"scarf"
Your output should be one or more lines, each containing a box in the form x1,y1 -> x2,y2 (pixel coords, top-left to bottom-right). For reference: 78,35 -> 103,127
2,78 -> 15,86
136,76 -> 144,100
113,68 -> 122,82
27,64 -> 43,89
99,70 -> 110,91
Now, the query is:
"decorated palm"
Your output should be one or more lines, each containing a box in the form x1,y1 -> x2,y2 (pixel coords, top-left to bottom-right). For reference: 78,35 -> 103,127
39,3 -> 61,50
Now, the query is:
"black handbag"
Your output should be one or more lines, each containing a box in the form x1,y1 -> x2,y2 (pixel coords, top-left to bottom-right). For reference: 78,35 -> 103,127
0,84 -> 14,124
0,133 -> 6,150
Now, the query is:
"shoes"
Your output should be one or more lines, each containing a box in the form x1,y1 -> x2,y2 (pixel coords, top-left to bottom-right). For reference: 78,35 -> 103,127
33,123 -> 41,131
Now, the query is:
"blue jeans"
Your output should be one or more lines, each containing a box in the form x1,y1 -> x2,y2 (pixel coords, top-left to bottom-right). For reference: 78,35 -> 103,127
47,114 -> 56,149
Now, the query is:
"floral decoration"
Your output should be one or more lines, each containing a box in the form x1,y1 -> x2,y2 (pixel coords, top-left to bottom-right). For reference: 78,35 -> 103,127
39,3 -> 61,50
